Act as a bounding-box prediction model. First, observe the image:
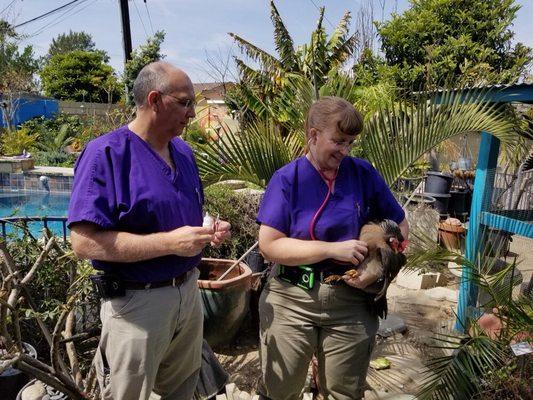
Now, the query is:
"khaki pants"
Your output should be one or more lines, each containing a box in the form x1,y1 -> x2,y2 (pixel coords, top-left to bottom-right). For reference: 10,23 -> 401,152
95,268 -> 203,400
259,274 -> 378,400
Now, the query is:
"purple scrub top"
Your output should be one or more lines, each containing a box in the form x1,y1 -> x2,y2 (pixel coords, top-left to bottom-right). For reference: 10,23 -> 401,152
67,125 -> 204,283
257,156 -> 405,242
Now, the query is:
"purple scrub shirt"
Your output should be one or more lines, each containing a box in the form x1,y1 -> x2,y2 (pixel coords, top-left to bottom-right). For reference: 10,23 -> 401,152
67,125 -> 204,283
257,156 -> 404,242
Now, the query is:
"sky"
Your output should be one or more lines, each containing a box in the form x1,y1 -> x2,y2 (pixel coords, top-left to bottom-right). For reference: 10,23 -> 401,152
3,0 -> 533,83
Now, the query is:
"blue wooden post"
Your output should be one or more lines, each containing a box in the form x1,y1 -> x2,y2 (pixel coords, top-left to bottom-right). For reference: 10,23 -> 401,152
455,132 -> 500,331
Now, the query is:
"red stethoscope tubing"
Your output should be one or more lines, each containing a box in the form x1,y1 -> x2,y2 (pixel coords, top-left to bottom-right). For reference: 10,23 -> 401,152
308,169 -> 338,241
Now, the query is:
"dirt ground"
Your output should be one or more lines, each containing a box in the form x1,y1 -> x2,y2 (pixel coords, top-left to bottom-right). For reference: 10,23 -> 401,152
213,280 -> 458,399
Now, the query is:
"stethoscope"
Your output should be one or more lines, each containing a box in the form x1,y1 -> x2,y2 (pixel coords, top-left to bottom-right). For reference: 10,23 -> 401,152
306,142 -> 339,241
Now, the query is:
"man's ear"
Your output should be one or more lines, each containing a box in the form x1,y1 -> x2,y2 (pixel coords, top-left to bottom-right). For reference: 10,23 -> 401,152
147,91 -> 160,111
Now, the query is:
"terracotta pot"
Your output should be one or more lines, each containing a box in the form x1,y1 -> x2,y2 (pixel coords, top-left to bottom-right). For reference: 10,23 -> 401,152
197,258 -> 252,347
438,222 -> 465,251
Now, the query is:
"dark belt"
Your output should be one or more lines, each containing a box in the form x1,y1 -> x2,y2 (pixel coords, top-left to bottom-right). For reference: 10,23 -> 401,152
123,274 -> 187,290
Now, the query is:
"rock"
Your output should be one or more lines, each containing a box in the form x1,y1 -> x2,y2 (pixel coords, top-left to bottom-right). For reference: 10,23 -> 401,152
425,287 -> 458,302
21,382 -> 46,400
396,269 -> 439,290
369,357 -> 391,370
216,395 -> 227,400
238,391 -> 251,400
225,383 -> 239,400
378,314 -> 407,337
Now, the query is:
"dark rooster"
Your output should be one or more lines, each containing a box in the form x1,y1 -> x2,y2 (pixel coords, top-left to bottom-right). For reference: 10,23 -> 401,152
325,219 -> 407,317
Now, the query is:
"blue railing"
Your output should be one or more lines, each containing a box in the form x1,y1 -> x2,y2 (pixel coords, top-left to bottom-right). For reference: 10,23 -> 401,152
0,216 -> 68,242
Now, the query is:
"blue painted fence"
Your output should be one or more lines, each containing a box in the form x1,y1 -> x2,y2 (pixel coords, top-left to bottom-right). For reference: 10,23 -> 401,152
0,95 -> 59,128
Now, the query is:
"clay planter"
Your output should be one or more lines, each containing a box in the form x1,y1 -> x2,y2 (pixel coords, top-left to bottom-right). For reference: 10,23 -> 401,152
197,258 -> 252,348
438,221 -> 465,251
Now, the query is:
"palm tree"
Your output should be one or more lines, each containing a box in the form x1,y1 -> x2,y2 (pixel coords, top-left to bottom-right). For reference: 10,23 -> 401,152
403,230 -> 532,400
228,1 -> 357,127
194,84 -> 520,188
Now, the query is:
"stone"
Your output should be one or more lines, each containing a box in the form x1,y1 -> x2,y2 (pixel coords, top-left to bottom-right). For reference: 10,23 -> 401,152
225,383 -> 239,400
21,381 -> 46,400
238,392 -> 251,400
396,269 -> 438,290
378,314 -> 407,337
425,287 -> 458,302
216,395 -> 227,400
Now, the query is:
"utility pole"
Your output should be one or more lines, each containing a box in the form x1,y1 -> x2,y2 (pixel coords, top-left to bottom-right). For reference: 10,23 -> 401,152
119,0 -> 133,102
119,0 -> 133,64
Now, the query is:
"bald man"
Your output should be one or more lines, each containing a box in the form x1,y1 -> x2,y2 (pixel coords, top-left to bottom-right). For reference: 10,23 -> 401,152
68,62 -> 231,400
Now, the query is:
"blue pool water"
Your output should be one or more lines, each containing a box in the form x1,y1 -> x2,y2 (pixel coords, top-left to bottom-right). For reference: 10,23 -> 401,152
0,190 -> 70,237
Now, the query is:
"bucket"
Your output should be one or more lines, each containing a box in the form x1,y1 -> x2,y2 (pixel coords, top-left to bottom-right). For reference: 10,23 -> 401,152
449,190 -> 467,216
425,171 -> 453,194
424,192 -> 451,215
244,250 -> 266,273
0,343 -> 37,400
197,258 -> 252,348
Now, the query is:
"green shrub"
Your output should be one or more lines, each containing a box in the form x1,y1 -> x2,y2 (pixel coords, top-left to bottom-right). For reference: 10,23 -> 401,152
32,150 -> 78,167
203,184 -> 262,260
0,127 -> 38,155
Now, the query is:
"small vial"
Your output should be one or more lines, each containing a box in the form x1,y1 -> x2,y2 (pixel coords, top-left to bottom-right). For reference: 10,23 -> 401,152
202,212 -> 214,229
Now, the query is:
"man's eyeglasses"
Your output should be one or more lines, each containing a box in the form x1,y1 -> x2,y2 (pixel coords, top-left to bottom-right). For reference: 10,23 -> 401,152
159,92 -> 196,109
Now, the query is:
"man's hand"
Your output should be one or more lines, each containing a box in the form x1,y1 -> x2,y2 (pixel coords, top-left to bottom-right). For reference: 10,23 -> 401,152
211,220 -> 231,247
327,239 -> 368,265
168,225 -> 215,257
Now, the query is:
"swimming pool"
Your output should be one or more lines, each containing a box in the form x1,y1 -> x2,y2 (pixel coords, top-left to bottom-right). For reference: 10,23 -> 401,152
0,190 -> 70,238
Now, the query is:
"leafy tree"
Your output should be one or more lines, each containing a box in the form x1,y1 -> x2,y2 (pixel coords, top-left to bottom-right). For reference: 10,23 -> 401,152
123,30 -> 166,104
0,20 -> 38,92
228,1 -> 356,126
376,0 -> 532,89
40,50 -> 120,103
46,30 -> 108,62
0,20 -> 39,128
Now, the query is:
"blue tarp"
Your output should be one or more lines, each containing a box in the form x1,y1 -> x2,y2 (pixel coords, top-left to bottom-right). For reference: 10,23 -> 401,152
0,95 -> 59,128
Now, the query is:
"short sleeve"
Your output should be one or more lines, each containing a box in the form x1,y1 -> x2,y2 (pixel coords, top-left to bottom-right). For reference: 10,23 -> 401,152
256,171 -> 291,235
67,146 -> 118,229
368,167 -> 405,224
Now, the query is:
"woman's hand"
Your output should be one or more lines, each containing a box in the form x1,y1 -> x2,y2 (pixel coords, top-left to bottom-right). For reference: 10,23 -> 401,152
328,240 -> 368,265
342,270 -> 378,289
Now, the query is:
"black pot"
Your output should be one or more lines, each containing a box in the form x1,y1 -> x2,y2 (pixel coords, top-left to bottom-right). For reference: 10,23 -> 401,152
425,171 -> 454,194
0,343 -> 37,400
424,192 -> 451,215
449,190 -> 467,216
244,250 -> 265,273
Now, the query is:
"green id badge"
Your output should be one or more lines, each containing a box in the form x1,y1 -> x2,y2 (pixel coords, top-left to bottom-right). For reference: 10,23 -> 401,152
278,265 -> 315,290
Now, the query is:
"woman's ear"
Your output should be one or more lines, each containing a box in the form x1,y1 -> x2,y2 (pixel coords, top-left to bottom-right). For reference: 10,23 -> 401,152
308,128 -> 319,144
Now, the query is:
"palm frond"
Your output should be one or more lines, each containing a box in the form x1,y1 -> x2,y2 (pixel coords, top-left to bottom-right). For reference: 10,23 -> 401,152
229,33 -> 281,72
362,89 -> 519,186
269,0 -> 297,71
193,121 -> 304,188
326,10 -> 351,53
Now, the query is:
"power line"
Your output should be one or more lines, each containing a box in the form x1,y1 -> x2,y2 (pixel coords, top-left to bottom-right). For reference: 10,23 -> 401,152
14,0 -> 82,28
307,0 -> 335,29
132,0 -> 148,39
0,0 -> 18,17
144,0 -> 154,35
30,0 -> 93,37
